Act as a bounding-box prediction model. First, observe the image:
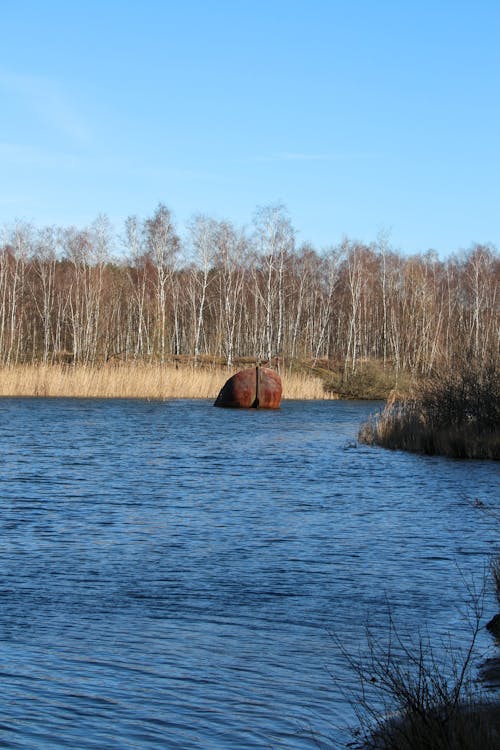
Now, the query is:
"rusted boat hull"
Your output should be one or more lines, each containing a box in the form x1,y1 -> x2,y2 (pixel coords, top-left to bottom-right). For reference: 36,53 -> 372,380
214,367 -> 282,409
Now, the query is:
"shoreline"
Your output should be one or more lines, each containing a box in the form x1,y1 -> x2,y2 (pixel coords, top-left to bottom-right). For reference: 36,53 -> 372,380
0,363 -> 338,401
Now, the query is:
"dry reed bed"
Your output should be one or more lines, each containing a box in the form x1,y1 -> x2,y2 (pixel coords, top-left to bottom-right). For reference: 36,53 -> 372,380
0,364 -> 333,401
359,401 -> 500,460
359,357 -> 499,459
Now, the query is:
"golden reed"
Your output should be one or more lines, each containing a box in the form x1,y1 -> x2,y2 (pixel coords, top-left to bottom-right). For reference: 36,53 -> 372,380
0,364 -> 335,401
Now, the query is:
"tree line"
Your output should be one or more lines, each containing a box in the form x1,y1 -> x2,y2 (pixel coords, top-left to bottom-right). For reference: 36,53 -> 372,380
0,203 -> 498,373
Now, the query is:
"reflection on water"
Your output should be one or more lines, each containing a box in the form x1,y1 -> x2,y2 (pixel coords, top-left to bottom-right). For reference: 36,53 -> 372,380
0,398 -> 498,748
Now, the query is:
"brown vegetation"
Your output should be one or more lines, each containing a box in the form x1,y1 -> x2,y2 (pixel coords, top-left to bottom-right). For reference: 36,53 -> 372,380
0,362 -> 332,400
345,597 -> 500,749
359,356 -> 500,459
340,501 -> 500,749
324,359 -> 413,400
0,207 -> 498,383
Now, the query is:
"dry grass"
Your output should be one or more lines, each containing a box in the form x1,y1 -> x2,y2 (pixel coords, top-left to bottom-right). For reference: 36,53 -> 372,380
344,597 -> 500,750
0,363 -> 334,401
359,356 -> 500,459
362,701 -> 500,750
324,360 -> 412,400
282,369 -> 336,400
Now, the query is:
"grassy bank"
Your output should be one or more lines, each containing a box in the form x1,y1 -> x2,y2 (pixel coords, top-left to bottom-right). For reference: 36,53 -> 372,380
323,360 -> 412,400
359,357 -> 499,459
0,363 -> 334,401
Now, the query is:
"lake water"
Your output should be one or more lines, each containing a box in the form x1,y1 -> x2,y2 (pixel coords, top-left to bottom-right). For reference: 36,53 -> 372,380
0,398 -> 498,749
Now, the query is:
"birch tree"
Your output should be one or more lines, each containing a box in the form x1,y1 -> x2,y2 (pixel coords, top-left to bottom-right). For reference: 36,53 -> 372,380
253,204 -> 294,364
144,203 -> 179,361
187,215 -> 217,365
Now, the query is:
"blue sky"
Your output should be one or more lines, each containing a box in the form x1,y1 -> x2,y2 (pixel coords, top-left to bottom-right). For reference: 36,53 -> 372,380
1,0 -> 499,255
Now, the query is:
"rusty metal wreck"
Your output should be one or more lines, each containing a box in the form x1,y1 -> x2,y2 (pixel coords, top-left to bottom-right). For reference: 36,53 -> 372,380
214,366 -> 282,409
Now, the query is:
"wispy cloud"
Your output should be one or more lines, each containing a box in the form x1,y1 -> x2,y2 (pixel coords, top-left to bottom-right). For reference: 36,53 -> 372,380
129,164 -> 227,182
0,72 -> 90,145
253,152 -> 383,162
0,142 -> 82,170
0,142 -> 225,186
273,152 -> 334,161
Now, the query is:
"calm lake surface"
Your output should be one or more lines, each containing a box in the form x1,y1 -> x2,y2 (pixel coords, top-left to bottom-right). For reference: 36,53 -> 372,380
0,398 -> 498,749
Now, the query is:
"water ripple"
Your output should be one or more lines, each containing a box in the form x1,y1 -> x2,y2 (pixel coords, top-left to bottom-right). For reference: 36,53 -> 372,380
0,398 -> 497,748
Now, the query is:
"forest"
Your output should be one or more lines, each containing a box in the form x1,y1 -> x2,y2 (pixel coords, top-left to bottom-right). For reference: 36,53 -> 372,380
0,203 -> 498,376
